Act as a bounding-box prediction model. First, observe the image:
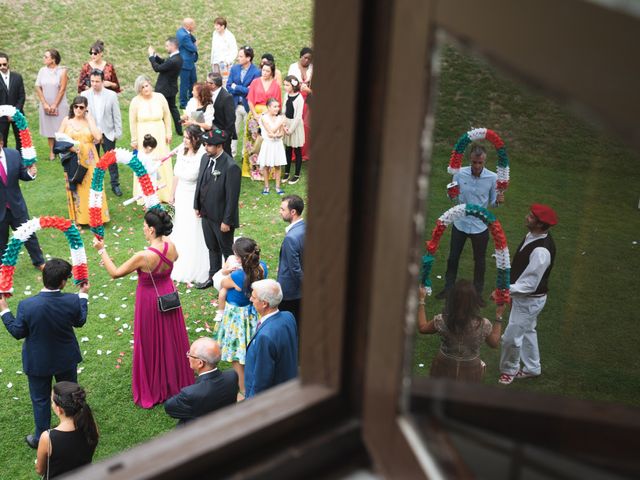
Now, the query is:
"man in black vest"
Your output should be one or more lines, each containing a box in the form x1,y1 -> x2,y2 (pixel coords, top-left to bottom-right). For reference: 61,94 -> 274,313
498,204 -> 557,385
193,129 -> 241,289
148,38 -> 183,136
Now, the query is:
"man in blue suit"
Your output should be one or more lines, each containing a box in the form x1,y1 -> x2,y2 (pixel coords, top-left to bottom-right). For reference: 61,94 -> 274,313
0,258 -> 89,448
226,46 -> 261,156
0,133 -> 45,269
177,18 -> 199,109
245,280 -> 298,398
164,337 -> 238,426
277,195 -> 305,326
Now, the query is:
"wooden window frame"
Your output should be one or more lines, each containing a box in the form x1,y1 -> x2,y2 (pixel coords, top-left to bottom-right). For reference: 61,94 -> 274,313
69,0 -> 640,478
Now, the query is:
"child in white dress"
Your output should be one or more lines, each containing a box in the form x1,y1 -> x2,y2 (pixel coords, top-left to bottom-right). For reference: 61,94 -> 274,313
257,98 -> 287,195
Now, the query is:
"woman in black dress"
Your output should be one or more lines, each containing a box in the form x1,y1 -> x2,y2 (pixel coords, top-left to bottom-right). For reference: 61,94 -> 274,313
36,382 -> 99,478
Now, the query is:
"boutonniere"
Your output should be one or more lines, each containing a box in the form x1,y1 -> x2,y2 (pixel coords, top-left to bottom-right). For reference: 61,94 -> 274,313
212,169 -> 221,181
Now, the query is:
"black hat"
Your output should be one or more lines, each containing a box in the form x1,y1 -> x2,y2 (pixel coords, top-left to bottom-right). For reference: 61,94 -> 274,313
202,129 -> 227,146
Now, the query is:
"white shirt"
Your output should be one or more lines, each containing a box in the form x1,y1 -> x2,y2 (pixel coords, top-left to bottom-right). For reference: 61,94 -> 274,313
210,29 -> 238,66
285,217 -> 304,233
198,367 -> 219,377
510,232 -> 551,296
89,89 -> 106,129
257,309 -> 280,330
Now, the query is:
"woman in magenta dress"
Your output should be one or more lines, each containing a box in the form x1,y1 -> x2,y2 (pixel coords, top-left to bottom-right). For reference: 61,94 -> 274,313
243,61 -> 282,178
93,209 -> 193,408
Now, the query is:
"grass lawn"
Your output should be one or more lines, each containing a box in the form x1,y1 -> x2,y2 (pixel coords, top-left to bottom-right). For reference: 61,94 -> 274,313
0,1 -> 312,478
0,2 -> 638,479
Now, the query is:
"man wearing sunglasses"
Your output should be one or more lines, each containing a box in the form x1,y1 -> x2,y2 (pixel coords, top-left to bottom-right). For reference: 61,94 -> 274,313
0,52 -> 26,152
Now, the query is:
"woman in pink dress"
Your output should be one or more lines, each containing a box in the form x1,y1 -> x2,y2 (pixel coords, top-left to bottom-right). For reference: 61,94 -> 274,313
92,209 -> 193,408
242,61 -> 282,178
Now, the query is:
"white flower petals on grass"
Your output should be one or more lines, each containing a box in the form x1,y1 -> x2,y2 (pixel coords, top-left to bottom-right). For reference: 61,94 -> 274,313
7,383 -> 12,388
80,337 -> 89,342
98,314 -> 107,319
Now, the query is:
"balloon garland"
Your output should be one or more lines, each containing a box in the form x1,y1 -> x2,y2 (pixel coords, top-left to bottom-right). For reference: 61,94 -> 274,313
0,105 -> 38,166
422,204 -> 510,305
0,216 -> 88,294
89,148 -> 162,239
447,128 -> 509,200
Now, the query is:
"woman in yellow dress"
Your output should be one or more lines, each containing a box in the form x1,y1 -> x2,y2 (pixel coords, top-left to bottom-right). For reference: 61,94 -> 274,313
58,96 -> 109,225
129,75 -> 174,203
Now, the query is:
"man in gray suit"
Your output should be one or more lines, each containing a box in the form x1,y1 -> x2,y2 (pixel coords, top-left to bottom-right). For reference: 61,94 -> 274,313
81,69 -> 123,196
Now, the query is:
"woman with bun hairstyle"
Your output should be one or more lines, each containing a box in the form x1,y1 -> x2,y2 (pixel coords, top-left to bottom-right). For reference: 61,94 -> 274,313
35,382 -> 98,478
93,209 -> 193,408
77,40 -> 121,93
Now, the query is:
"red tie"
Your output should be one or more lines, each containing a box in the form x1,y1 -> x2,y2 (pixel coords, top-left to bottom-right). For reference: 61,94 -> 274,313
0,159 -> 7,185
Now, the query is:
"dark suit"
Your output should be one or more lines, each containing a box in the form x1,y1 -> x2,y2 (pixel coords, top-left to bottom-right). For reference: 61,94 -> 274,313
0,147 -> 44,266
277,220 -> 306,325
245,310 -> 298,398
149,52 -> 183,135
176,27 -> 198,108
164,369 -> 238,425
2,290 -> 88,439
194,151 -> 241,276
212,88 -> 236,155
0,71 -> 26,150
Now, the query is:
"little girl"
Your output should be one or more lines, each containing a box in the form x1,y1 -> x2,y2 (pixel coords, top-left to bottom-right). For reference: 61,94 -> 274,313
137,134 -> 161,185
257,98 -> 287,195
282,75 -> 305,185
213,253 -> 242,322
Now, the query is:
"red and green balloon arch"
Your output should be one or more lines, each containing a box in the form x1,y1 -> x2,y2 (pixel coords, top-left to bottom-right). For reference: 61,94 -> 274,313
0,217 -> 88,294
422,203 -> 510,305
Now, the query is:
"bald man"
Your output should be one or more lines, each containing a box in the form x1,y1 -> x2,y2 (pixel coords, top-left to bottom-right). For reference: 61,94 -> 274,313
176,17 -> 199,108
164,338 -> 237,425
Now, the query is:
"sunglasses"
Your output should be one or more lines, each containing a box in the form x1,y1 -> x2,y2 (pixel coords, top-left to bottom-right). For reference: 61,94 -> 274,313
73,105 -> 86,110
89,50 -> 100,55
0,63 -> 7,67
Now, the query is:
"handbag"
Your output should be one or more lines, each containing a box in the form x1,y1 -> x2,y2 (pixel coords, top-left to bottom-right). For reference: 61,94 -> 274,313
70,164 -> 88,184
145,254 -> 181,312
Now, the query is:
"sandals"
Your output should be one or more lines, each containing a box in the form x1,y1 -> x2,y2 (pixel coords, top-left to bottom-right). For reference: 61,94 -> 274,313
515,370 -> 540,380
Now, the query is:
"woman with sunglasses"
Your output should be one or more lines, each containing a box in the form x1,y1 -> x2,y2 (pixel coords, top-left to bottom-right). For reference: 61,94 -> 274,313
77,40 -> 121,94
35,49 -> 69,160
58,96 -> 110,225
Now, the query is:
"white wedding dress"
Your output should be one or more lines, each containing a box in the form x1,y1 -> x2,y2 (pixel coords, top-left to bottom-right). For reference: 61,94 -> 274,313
170,145 -> 210,284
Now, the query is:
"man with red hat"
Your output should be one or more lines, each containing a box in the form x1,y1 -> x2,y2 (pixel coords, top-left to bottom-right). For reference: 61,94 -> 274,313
498,204 -> 557,385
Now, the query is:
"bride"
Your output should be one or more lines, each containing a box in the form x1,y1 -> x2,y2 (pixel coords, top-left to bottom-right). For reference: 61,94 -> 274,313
170,125 -> 210,284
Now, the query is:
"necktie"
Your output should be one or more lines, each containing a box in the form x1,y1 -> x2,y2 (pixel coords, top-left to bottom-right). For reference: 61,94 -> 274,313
0,158 -> 7,185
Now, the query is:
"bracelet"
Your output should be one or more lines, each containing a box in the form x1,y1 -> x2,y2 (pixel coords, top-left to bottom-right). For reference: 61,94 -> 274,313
98,248 -> 106,256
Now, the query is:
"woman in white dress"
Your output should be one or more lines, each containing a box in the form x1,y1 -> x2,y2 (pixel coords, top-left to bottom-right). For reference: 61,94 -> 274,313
170,125 -> 210,284
257,98 -> 287,195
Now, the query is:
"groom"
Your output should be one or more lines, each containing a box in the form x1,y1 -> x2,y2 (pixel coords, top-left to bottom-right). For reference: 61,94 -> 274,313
193,129 -> 241,289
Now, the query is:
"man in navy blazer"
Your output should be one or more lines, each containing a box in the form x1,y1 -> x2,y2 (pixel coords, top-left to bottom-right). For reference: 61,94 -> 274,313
277,195 -> 306,326
0,259 -> 89,448
0,134 -> 45,269
226,46 -> 261,156
176,18 -> 199,108
0,52 -> 26,151
245,280 -> 298,398
164,338 -> 238,425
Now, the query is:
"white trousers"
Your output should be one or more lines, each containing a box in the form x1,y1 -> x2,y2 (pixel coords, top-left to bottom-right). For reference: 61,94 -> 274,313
499,295 -> 547,375
231,105 -> 247,157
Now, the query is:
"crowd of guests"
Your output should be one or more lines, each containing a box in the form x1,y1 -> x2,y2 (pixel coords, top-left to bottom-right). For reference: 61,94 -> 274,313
0,15 -> 309,478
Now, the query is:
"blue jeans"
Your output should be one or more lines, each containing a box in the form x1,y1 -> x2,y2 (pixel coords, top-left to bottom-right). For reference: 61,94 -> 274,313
28,368 -> 77,439
444,225 -> 489,296
179,67 -> 197,108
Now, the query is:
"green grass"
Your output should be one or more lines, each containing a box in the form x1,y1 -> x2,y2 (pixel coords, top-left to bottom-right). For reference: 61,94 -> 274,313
0,1 -> 312,478
413,45 -> 640,406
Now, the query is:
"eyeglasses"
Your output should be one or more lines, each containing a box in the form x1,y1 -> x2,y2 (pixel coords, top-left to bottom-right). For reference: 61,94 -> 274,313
89,51 -> 100,55
73,105 -> 86,110
186,351 -> 204,362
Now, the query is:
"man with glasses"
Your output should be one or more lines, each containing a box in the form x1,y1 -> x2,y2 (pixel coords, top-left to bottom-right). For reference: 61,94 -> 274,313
0,52 -> 26,152
227,46 -> 261,157
164,338 -> 237,425
81,69 -> 123,196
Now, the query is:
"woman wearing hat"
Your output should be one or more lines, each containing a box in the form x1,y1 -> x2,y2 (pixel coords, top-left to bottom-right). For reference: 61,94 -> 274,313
498,204 -> 558,385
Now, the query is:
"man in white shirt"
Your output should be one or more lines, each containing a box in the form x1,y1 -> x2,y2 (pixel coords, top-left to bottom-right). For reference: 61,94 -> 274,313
498,204 -> 557,385
210,17 -> 238,75
0,52 -> 26,151
81,70 -> 122,196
